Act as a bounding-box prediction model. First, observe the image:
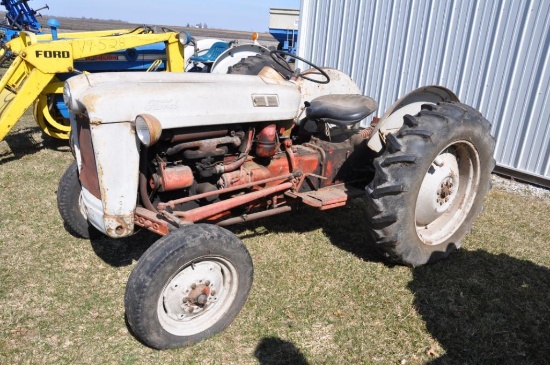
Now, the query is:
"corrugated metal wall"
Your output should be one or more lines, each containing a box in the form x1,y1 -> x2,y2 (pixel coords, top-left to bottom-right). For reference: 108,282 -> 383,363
298,0 -> 550,186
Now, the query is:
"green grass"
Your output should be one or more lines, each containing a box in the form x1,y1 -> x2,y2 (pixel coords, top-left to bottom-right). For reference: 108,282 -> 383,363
1,117 -> 549,364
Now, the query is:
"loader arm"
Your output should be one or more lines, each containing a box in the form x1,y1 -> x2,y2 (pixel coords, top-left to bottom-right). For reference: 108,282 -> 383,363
0,27 -> 153,57
0,30 -> 184,141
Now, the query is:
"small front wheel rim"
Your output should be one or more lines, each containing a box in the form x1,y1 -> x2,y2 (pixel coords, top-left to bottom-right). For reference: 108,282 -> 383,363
157,256 -> 239,336
78,192 -> 88,220
415,141 -> 481,245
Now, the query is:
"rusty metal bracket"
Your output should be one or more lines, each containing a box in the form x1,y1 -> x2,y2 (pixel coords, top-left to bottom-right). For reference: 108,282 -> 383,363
134,207 -> 171,236
303,142 -> 326,177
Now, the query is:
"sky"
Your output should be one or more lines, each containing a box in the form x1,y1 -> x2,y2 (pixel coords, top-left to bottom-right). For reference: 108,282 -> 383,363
38,0 -> 301,32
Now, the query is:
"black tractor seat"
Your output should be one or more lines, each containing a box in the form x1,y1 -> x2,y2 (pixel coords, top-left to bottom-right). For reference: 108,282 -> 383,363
305,94 -> 378,127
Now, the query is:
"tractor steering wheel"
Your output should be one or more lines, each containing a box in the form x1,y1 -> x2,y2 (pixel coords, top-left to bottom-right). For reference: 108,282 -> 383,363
270,50 -> 330,84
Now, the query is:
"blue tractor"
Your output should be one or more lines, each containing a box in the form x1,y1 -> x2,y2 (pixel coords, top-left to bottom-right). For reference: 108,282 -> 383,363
0,0 -> 48,41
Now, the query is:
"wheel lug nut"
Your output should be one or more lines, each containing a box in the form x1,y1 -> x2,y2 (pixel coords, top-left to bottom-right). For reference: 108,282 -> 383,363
191,283 -> 197,289
205,280 -> 211,286
182,297 -> 189,303
211,290 -> 216,296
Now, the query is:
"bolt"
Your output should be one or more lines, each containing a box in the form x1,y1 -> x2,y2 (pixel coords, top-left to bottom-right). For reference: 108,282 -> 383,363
205,280 -> 211,286
191,283 -> 197,289
434,156 -> 444,167
188,307 -> 194,314
182,297 -> 189,303
211,290 -> 217,296
196,294 -> 208,305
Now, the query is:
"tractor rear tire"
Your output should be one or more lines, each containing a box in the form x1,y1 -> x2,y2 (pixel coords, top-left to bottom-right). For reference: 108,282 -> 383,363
365,102 -> 496,266
57,161 -> 99,239
125,224 -> 253,349
227,54 -> 292,77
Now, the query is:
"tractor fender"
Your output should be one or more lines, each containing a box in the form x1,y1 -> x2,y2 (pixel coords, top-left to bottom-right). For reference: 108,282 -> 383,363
367,85 -> 459,152
298,68 -> 362,107
210,44 -> 271,74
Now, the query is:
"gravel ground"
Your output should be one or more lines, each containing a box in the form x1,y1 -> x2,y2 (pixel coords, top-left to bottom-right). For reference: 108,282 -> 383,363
491,174 -> 550,201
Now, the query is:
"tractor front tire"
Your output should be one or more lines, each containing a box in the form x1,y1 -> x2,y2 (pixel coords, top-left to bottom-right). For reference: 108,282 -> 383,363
365,102 -> 496,266
125,224 -> 254,349
57,161 -> 98,239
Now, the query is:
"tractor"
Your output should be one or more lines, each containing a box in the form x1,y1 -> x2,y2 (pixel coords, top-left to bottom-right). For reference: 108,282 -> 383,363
57,51 -> 496,349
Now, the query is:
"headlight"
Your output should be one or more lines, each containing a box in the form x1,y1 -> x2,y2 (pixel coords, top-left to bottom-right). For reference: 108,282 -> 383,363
135,114 -> 162,147
63,82 -> 74,111
177,31 -> 192,45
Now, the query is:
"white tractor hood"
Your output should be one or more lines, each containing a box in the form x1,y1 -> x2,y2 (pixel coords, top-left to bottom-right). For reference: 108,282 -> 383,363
65,72 -> 302,128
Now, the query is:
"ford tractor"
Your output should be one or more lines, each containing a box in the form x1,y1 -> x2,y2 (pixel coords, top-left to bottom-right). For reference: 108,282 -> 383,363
57,52 -> 496,349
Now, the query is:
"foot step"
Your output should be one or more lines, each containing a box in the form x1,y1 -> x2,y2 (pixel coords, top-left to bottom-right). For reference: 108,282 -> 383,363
287,184 -> 364,210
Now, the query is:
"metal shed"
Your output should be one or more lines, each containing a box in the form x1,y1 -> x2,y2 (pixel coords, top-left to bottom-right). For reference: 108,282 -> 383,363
297,0 -> 550,187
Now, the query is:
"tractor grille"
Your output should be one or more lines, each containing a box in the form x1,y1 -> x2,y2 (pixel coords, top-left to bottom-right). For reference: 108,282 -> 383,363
75,115 -> 101,199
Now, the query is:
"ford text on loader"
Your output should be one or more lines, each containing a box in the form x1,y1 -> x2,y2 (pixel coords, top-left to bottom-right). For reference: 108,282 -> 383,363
57,52 -> 496,349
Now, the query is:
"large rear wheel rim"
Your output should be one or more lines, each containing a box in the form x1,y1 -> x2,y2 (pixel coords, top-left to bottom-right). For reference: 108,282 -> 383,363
415,141 -> 481,245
